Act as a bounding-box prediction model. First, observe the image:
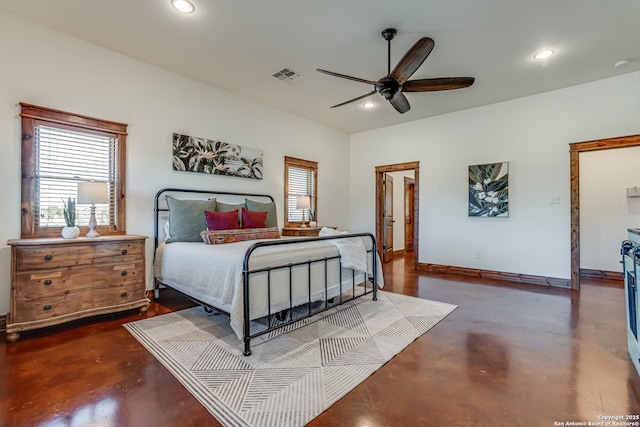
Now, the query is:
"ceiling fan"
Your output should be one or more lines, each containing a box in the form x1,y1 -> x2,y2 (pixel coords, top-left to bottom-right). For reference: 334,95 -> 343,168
317,28 -> 475,114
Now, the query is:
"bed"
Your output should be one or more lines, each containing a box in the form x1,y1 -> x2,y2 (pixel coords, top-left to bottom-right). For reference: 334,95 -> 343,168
153,188 -> 382,355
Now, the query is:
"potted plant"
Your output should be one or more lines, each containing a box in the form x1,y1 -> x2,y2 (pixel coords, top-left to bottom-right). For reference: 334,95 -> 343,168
61,197 -> 80,239
309,208 -> 317,228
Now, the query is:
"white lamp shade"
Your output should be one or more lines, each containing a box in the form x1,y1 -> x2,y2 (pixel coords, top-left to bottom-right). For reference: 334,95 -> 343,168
296,196 -> 310,210
77,182 -> 108,204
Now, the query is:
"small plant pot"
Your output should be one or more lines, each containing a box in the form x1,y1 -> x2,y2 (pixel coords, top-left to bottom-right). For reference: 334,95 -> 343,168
309,221 -> 317,228
61,226 -> 80,239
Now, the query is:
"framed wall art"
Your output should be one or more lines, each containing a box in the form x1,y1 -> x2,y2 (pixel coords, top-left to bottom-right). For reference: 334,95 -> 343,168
172,133 -> 263,180
468,161 -> 509,217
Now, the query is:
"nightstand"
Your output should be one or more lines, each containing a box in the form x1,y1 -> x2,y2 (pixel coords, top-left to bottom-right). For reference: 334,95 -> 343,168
281,226 -> 336,237
6,234 -> 150,342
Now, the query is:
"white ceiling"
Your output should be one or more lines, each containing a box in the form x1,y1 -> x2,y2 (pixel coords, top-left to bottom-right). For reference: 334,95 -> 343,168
1,0 -> 639,134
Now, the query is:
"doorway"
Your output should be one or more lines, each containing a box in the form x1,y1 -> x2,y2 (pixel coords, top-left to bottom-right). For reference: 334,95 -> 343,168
569,133 -> 640,289
375,161 -> 420,270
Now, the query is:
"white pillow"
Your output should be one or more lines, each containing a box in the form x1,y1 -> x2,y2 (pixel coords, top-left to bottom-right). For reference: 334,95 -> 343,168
164,221 -> 171,242
319,227 -> 340,237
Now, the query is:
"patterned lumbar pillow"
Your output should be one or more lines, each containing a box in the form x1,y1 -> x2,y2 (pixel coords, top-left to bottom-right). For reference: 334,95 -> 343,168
200,227 -> 280,245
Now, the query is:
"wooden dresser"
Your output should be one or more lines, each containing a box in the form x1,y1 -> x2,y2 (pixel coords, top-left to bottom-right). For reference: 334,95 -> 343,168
6,235 -> 150,342
281,226 -> 336,237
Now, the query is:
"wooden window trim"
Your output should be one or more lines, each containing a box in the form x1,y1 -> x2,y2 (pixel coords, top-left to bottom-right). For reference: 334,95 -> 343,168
284,156 -> 318,227
20,103 -> 127,238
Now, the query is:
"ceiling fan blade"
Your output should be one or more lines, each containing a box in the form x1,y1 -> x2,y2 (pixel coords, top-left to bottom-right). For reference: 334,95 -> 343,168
330,91 -> 377,109
403,77 -> 475,92
316,69 -> 377,85
390,37 -> 434,85
389,92 -> 410,114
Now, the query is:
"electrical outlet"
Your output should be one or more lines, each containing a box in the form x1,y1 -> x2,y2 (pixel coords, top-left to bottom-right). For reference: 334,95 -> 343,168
549,196 -> 560,204
475,252 -> 481,259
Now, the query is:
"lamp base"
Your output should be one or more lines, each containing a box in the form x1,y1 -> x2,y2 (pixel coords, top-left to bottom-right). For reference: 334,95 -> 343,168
86,229 -> 101,238
86,206 -> 100,238
300,223 -> 307,228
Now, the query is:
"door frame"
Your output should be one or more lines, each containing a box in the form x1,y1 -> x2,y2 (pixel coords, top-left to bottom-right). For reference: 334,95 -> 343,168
375,161 -> 420,269
569,133 -> 640,289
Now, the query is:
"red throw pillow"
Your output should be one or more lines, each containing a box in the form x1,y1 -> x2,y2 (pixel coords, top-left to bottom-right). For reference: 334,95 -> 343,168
241,208 -> 267,229
204,210 -> 239,230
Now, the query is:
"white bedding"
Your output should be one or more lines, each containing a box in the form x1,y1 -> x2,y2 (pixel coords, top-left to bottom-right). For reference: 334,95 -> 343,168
154,237 -> 382,339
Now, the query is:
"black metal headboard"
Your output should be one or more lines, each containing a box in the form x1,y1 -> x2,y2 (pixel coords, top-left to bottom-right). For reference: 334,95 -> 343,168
153,188 -> 275,249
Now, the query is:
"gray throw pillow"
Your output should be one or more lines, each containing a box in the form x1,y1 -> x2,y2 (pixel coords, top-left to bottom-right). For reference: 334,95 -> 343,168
216,201 -> 244,225
245,198 -> 278,228
166,196 -> 217,242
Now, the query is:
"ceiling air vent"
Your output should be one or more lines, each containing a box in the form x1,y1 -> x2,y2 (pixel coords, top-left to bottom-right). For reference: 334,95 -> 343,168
272,68 -> 303,84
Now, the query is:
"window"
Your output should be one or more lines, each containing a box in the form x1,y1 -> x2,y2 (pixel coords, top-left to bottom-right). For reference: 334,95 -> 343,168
284,156 -> 317,226
20,103 -> 127,238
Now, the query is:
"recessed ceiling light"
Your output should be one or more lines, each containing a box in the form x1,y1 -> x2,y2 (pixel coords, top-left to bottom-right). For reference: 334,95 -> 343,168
533,50 -> 555,60
614,59 -> 631,69
171,0 -> 195,13
362,102 -> 376,109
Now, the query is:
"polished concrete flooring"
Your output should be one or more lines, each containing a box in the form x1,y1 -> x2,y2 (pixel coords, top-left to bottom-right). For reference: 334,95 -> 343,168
2,253 -> 639,426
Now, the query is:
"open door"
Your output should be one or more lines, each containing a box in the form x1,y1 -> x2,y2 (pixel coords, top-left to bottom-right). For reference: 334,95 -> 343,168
404,177 -> 415,252
383,173 -> 394,262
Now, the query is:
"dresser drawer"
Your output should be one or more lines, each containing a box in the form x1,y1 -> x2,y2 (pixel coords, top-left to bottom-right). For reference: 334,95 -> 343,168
14,261 -> 145,300
12,283 -> 146,323
15,240 -> 144,271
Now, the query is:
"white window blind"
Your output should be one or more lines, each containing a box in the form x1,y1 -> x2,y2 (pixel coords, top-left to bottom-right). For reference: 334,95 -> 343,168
287,165 -> 316,222
35,124 -> 117,228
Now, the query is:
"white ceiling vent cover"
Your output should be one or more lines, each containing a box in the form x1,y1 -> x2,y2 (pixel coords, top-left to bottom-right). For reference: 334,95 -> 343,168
272,68 -> 303,83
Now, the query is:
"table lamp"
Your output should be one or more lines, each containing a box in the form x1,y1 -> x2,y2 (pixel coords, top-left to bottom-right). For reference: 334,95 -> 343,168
296,195 -> 311,228
77,182 -> 108,238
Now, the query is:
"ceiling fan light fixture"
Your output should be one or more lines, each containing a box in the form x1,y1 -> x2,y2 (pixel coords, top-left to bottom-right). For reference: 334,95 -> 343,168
317,28 -> 475,114
533,49 -> 555,60
171,0 -> 195,13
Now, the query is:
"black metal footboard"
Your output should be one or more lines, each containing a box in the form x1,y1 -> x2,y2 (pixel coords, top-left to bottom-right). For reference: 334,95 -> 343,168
241,233 -> 378,356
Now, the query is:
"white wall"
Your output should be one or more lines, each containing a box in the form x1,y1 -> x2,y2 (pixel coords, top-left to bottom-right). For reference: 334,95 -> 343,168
580,146 -> 640,272
0,11 -> 351,315
350,71 -> 640,279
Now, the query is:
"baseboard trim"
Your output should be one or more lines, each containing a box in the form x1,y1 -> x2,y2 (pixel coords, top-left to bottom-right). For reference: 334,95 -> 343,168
418,263 -> 571,289
579,268 -> 623,283
393,249 -> 406,257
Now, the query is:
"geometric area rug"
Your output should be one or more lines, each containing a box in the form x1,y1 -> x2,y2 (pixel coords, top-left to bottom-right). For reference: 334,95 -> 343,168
124,290 -> 457,427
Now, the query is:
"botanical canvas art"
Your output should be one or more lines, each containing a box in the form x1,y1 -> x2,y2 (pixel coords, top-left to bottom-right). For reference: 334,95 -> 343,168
468,162 -> 509,217
172,133 -> 263,179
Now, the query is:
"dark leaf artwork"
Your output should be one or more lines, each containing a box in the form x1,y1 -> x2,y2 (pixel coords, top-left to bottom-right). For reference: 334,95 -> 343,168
468,162 -> 509,217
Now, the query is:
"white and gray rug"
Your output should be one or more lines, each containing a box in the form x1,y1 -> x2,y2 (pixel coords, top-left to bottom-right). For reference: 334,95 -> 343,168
124,290 -> 457,427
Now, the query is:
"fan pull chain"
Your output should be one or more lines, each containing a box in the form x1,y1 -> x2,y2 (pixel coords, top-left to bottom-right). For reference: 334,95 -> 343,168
387,38 -> 391,75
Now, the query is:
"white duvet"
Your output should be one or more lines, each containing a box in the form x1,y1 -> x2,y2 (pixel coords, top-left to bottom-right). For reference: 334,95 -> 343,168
154,237 -> 382,339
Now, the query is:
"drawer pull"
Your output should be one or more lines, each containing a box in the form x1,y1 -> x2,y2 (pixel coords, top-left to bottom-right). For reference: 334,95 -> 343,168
43,304 -> 52,311
121,249 -> 128,255
44,254 -> 53,261
44,279 -> 53,286
121,271 -> 127,276
120,292 -> 128,298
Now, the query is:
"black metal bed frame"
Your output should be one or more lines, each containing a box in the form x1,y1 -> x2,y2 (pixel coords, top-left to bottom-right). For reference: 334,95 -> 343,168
153,188 -> 378,356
